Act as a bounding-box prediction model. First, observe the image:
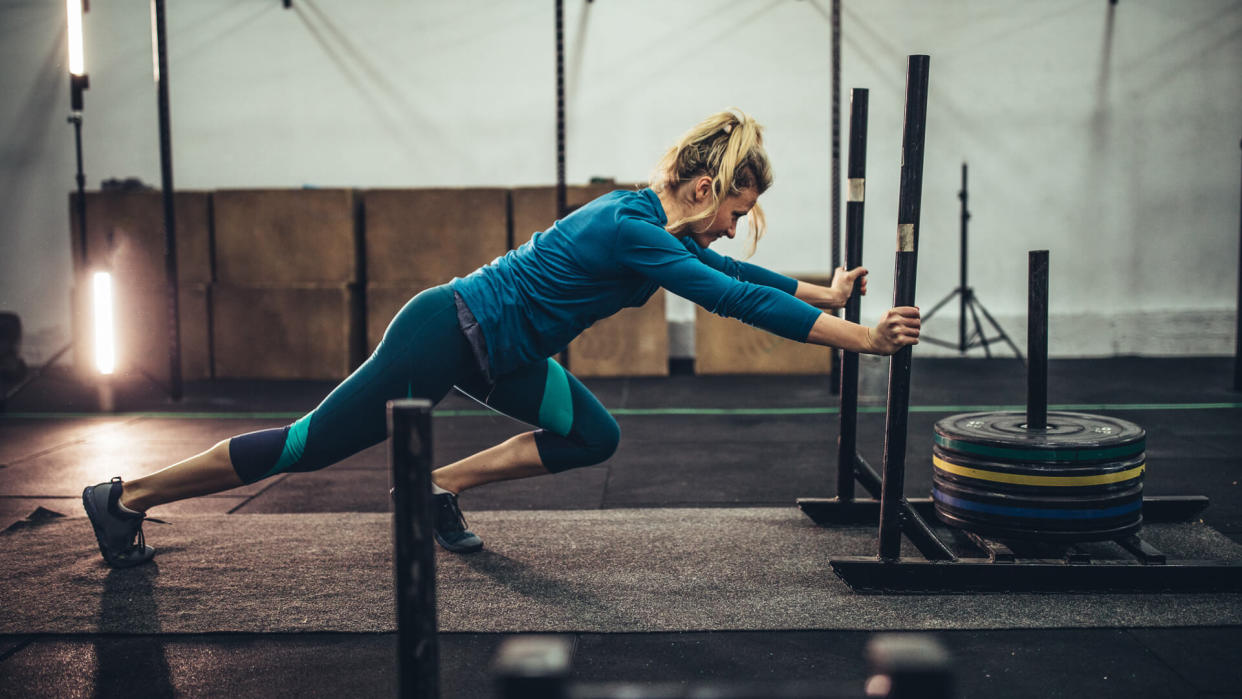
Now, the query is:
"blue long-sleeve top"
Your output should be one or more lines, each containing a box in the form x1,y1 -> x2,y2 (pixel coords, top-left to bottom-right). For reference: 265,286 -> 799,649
449,187 -> 823,378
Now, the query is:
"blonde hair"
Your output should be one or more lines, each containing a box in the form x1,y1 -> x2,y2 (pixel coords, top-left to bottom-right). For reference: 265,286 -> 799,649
649,108 -> 773,255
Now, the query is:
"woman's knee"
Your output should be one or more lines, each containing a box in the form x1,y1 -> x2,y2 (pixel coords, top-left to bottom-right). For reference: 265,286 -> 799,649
542,415 -> 620,472
586,417 -> 621,464
229,425 -> 294,484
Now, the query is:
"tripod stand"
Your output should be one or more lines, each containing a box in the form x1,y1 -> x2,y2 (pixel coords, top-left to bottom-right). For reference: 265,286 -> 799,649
921,163 -> 1023,360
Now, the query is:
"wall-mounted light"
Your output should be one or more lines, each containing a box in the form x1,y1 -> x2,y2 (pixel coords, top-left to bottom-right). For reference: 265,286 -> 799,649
67,0 -> 84,74
92,271 -> 115,375
67,0 -> 89,110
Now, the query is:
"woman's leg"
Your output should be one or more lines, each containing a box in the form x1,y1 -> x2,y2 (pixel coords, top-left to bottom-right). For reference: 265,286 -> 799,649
433,357 -> 619,494
85,285 -> 475,567
431,432 -> 543,495
424,357 -> 617,554
119,439 -> 238,512
115,286 -> 474,511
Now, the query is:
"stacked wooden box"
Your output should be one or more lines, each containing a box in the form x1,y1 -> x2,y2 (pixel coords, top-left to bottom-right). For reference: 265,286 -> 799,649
211,189 -> 362,380
69,191 -> 212,381
362,188 -> 509,354
694,274 -> 835,375
69,184 -> 840,381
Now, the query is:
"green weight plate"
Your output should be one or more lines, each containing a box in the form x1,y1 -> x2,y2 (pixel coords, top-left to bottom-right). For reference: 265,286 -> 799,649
934,411 -> 1145,463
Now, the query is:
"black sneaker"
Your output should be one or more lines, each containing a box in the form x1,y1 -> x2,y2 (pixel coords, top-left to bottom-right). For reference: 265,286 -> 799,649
82,477 -> 156,568
433,491 -> 483,553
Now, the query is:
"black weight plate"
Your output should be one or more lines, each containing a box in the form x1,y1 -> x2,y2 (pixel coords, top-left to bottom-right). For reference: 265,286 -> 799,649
931,476 -> 1143,511
932,481 -> 1144,540
932,467 -> 1144,542
931,499 -> 1143,534
931,501 -> 1143,542
934,411 -> 1145,463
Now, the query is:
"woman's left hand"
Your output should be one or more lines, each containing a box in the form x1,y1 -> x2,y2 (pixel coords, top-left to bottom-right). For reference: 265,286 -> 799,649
827,265 -> 868,307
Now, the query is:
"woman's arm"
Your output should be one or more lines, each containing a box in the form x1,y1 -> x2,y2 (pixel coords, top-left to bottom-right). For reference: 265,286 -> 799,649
805,306 -> 921,355
794,266 -> 869,311
682,238 -> 800,293
618,220 -> 908,352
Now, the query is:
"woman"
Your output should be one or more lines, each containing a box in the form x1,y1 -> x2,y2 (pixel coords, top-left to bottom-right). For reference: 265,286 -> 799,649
83,109 -> 920,568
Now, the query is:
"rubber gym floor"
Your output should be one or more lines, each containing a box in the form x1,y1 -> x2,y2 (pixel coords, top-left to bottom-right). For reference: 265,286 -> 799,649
1,355 -> 1240,698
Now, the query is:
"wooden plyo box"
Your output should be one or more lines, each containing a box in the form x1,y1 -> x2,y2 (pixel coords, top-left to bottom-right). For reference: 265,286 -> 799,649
68,190 -> 212,285
71,283 -> 211,381
510,183 -> 640,248
695,274 -> 836,375
694,276 -> 836,374
568,289 -> 668,377
363,188 -> 508,286
212,284 -> 362,380
213,189 -> 357,285
67,190 -> 214,381
694,307 -> 832,374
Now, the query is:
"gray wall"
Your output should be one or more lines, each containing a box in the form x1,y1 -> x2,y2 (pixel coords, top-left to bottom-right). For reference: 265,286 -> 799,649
2,0 -> 1240,363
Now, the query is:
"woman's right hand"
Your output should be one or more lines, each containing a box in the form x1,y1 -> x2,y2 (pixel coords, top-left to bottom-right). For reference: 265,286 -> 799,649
866,307 -> 921,355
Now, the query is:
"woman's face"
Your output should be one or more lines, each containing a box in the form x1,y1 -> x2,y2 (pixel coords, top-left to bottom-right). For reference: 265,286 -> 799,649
690,187 -> 759,249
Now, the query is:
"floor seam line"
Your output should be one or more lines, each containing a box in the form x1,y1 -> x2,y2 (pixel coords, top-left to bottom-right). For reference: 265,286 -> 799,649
0,635 -> 36,663
226,474 -> 290,514
1122,628 -> 1204,692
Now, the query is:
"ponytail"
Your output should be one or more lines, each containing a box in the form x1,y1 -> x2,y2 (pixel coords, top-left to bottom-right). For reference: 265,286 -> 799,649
649,109 -> 773,255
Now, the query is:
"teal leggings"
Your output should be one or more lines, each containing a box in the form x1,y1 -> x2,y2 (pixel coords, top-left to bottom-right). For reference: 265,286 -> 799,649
229,285 -> 620,484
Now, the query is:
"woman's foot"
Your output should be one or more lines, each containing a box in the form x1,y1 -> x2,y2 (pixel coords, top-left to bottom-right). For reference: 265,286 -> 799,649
82,477 -> 156,568
432,491 -> 483,553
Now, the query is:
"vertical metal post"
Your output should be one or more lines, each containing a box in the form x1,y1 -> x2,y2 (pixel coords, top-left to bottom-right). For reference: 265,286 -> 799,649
877,55 -> 930,562
71,115 -> 88,269
837,88 -> 869,502
152,0 -> 182,400
1027,251 -> 1049,429
829,0 -> 843,396
1234,140 -> 1241,392
390,399 -> 439,699
69,29 -> 90,296
554,0 -> 567,220
958,163 -> 969,352
830,0 -> 841,273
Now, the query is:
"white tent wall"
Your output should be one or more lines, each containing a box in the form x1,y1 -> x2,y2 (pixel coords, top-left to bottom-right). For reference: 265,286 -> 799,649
1,0 -> 1239,363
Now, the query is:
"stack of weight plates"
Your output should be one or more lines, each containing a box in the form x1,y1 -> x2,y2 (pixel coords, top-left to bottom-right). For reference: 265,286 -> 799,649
932,411 -> 1146,542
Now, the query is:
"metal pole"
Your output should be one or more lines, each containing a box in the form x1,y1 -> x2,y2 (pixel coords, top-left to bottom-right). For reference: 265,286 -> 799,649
829,0 -> 843,396
390,399 -> 439,699
877,55 -> 930,562
1234,139 -> 1241,392
554,0 -> 567,219
1027,251 -> 1049,429
152,0 -> 182,400
70,68 -> 90,269
837,88 -> 868,502
958,163 -> 969,352
71,115 -> 88,269
830,0 -> 841,274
